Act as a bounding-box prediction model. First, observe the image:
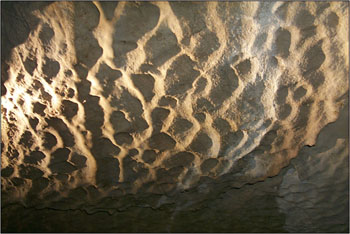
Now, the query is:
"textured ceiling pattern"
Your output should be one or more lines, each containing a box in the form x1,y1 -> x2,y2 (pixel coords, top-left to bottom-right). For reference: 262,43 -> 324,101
1,2 -> 349,232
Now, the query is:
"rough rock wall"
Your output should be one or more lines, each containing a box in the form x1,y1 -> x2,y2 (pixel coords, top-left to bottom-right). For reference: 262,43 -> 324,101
1,1 -> 349,232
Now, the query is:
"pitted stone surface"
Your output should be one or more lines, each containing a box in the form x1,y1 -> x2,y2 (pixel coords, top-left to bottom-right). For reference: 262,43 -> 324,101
1,2 -> 348,232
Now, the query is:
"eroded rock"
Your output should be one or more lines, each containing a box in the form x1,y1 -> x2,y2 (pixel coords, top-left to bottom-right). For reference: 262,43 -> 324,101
1,1 -> 348,232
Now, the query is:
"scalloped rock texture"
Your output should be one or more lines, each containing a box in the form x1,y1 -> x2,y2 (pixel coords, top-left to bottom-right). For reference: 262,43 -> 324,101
1,1 -> 349,232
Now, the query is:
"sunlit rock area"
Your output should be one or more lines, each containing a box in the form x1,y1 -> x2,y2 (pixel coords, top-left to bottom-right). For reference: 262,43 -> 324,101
1,1 -> 349,232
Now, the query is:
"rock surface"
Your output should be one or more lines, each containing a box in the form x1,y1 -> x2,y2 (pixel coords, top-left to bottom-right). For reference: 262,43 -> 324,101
1,1 -> 349,232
